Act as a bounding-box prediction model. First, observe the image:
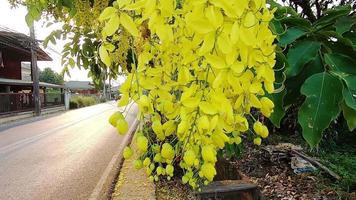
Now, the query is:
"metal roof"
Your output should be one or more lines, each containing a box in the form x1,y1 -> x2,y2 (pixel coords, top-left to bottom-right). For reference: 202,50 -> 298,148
0,78 -> 66,89
0,26 -> 52,61
65,81 -> 94,90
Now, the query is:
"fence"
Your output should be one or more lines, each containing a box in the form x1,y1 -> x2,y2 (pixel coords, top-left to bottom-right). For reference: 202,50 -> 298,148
0,93 -> 64,115
43,93 -> 65,107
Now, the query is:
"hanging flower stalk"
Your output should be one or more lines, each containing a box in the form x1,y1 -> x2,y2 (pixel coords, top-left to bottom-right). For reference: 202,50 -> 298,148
105,0 -> 276,189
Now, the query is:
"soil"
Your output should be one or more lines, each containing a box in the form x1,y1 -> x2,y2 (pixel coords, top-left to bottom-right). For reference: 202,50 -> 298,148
231,144 -> 352,200
155,143 -> 355,200
156,178 -> 197,200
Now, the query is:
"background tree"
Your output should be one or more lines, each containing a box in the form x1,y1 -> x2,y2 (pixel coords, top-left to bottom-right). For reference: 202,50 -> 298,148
39,67 -> 64,85
8,0 -> 130,89
279,0 -> 355,21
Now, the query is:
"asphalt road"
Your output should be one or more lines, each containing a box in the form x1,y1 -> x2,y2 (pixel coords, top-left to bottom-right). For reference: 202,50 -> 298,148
0,102 -> 138,200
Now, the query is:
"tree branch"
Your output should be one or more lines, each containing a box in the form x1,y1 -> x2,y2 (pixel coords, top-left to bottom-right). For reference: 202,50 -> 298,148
315,0 -> 322,18
290,0 -> 317,22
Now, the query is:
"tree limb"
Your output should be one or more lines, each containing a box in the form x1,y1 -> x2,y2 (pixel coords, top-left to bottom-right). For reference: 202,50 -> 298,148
290,0 -> 317,22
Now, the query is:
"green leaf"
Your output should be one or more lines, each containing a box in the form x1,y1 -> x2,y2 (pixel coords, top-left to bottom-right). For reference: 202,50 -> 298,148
286,40 -> 321,77
280,17 -> 312,30
298,72 -> 343,147
274,51 -> 288,82
335,16 -> 356,35
314,6 -> 351,28
99,45 -> 111,67
269,18 -> 284,35
325,53 -> 356,75
98,7 -> 117,22
279,27 -> 306,46
341,102 -> 356,132
25,13 -> 34,27
319,31 -> 354,49
322,38 -> 356,58
120,12 -> 139,37
343,87 -> 356,111
267,90 -> 286,128
62,0 -> 74,9
102,15 -> 120,37
343,76 -> 356,91
68,58 -> 75,68
284,54 -> 324,106
343,32 -> 356,46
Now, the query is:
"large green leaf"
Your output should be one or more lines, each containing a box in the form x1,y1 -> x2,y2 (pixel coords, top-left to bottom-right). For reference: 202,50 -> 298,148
267,90 -> 287,128
274,51 -> 289,83
319,31 -> 354,49
341,102 -> 356,132
343,32 -> 356,46
335,16 -> 356,35
270,19 -> 285,35
314,6 -> 351,28
298,72 -> 343,147
284,54 -> 324,106
279,27 -> 307,46
323,39 -> 356,59
343,76 -> 356,91
325,53 -> 356,75
280,17 -> 312,30
286,41 -> 321,77
343,88 -> 356,110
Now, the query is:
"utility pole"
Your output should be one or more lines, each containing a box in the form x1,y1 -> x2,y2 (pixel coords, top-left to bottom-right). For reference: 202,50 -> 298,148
30,25 -> 41,116
103,69 -> 107,101
109,76 -> 112,100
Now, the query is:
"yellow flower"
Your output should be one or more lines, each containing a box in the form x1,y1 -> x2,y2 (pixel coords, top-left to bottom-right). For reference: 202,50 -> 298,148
183,150 -> 196,167
201,163 -> 216,181
161,143 -> 175,160
260,97 -> 274,117
116,119 -> 128,135
123,146 -> 133,159
254,137 -> 262,146
202,145 -> 217,163
137,136 -> 148,152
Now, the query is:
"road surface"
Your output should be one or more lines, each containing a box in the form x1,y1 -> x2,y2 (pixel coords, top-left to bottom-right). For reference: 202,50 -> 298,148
0,102 -> 138,200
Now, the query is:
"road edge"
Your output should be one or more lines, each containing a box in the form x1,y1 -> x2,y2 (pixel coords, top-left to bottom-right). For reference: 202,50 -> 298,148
88,118 -> 139,200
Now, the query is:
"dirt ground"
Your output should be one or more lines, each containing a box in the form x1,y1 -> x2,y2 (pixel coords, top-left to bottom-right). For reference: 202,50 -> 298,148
231,146 -> 349,200
156,143 -> 355,200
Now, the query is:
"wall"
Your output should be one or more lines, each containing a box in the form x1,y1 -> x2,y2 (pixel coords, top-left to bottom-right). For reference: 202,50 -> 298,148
0,47 -> 29,80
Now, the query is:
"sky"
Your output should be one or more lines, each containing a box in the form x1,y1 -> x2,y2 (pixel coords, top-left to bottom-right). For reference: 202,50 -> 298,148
0,1 -> 92,82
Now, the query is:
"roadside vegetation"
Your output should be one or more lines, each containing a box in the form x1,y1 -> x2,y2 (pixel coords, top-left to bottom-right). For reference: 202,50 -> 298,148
69,95 -> 97,109
9,0 -> 356,199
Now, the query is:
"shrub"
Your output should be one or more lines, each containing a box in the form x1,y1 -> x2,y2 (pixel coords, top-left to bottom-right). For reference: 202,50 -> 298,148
69,95 -> 97,109
268,3 -> 356,147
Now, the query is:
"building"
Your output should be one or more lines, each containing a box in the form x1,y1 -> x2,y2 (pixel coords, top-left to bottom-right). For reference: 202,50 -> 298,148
0,27 -> 66,116
65,81 -> 99,95
21,62 -> 32,81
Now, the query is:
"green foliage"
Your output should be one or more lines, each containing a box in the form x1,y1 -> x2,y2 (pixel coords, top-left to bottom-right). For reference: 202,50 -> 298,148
267,90 -> 287,128
269,3 -> 356,147
298,73 -> 343,146
39,67 -> 64,85
286,41 -> 321,77
279,27 -> 307,47
316,131 -> 356,191
10,0 -> 127,89
69,95 -> 97,109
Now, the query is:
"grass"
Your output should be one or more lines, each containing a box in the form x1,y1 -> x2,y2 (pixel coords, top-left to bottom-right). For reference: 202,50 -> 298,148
317,130 -> 356,192
268,121 -> 356,192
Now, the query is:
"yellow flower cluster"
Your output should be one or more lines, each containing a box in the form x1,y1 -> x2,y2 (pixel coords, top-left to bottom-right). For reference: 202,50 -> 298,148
104,0 -> 276,188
